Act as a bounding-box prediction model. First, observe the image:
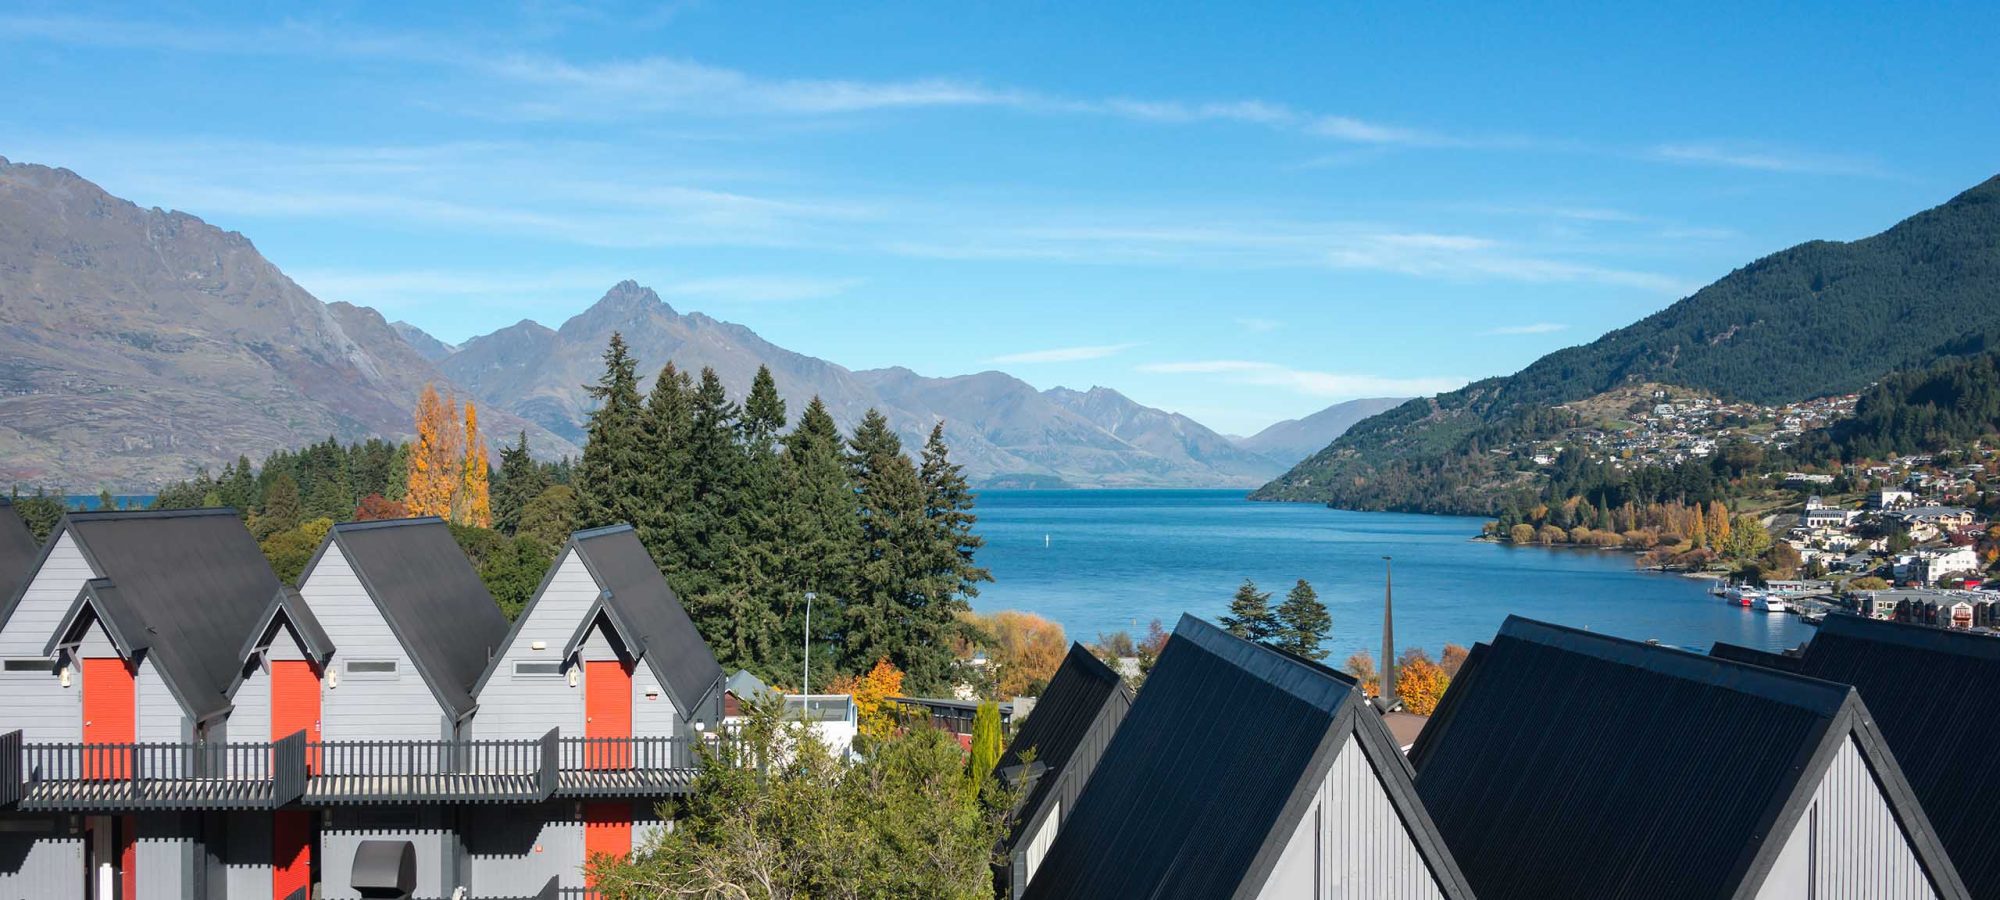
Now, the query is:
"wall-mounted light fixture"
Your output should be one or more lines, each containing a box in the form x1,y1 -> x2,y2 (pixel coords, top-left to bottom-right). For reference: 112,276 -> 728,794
567,667 -> 579,688
58,665 -> 70,688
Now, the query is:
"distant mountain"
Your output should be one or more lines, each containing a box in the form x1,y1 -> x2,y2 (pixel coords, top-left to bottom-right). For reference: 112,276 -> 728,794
431,282 -> 1278,488
1257,173 -> 2000,513
391,321 -> 457,363
1234,397 -> 1408,466
0,157 -> 577,489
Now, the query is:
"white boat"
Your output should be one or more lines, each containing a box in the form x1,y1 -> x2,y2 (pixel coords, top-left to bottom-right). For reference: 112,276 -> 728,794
1760,596 -> 1787,613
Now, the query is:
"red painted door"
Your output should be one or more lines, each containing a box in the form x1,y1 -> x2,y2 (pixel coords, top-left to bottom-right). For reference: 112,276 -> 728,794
270,660 -> 322,773
118,815 -> 137,900
273,810 -> 311,899
81,658 -> 135,779
585,659 -> 633,769
583,802 -> 632,887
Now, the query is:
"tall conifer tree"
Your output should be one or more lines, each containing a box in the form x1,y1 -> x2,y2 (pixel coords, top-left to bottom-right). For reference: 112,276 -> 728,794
577,334 -> 645,529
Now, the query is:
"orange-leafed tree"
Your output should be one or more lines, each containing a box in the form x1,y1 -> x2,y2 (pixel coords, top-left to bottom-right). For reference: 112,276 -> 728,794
1396,654 -> 1451,716
354,494 -> 409,522
457,400 -> 492,528
963,610 -> 1067,698
827,658 -> 906,740
406,384 -> 464,519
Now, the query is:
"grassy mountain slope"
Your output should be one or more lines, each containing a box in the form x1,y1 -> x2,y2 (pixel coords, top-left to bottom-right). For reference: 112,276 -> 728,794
1255,173 -> 2000,513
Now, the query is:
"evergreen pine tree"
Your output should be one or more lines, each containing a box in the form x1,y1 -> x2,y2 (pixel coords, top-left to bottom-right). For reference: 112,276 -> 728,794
1274,579 -> 1332,659
847,410 -> 953,692
771,397 -> 860,683
576,333 -> 646,529
493,431 -> 547,535
919,421 -> 992,600
967,700 -> 1003,795
259,474 -> 303,539
1221,579 -> 1276,642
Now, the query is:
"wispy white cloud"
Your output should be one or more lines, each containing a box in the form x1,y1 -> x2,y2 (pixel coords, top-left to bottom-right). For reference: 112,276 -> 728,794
1138,360 -> 1466,399
1236,317 -> 1284,333
1486,322 -> 1568,335
988,343 -> 1142,364
1646,142 -> 1890,178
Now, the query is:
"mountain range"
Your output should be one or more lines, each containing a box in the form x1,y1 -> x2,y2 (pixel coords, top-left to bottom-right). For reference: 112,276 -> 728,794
0,156 -> 1381,491
1256,172 -> 2000,513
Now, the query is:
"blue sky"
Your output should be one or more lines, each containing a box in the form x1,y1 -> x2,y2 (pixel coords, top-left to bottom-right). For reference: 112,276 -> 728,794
4,2 -> 1996,435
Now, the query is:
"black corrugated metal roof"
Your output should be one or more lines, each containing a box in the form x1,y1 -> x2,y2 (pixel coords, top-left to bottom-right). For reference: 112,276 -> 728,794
54,509 -> 280,721
1413,615 -> 1963,900
1709,640 -> 1804,672
326,518 -> 510,720
995,645 -> 1131,868
1022,615 -> 1471,900
572,525 -> 723,718
1794,614 -> 2000,898
0,499 -> 37,600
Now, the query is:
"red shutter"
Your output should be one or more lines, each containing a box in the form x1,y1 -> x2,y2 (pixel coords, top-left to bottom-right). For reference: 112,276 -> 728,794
583,802 -> 632,887
273,810 -> 311,899
270,660 -> 323,774
585,660 -> 633,769
81,658 -> 136,779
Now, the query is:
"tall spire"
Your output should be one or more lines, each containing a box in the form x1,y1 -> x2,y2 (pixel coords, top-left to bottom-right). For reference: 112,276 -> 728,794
1382,555 -> 1396,706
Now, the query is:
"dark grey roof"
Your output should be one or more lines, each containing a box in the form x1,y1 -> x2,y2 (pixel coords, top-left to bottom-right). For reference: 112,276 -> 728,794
1411,615 -> 1963,900
1022,615 -> 1472,900
1792,614 -> 2000,898
322,518 -> 509,721
236,587 -> 336,668
995,643 -> 1132,888
40,509 -> 279,722
569,525 -> 723,717
1708,640 -> 1804,673
0,499 -> 38,601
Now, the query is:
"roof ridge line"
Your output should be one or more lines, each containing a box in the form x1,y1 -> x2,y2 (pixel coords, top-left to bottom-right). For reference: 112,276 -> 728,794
571,523 -> 635,540
1499,616 -> 1852,715
1171,614 -> 1357,712
67,507 -> 239,521
332,516 -> 448,532
1817,611 -> 2000,660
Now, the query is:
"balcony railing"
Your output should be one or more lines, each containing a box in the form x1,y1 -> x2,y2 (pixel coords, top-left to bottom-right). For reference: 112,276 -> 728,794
2,729 -> 711,810
12,731 -> 305,811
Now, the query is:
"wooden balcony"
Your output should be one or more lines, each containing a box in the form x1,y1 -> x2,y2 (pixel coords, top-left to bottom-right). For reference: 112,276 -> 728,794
1,729 -> 710,811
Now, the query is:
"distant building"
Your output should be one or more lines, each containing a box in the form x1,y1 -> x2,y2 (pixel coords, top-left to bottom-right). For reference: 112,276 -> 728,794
1802,506 -> 1856,529
1897,547 -> 1981,585
1872,489 -> 1918,510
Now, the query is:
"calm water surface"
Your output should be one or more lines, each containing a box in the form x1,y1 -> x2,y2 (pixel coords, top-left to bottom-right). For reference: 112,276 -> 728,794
971,489 -> 1812,663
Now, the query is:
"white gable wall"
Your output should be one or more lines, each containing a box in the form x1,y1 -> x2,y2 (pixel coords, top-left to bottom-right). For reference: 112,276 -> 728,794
301,543 -> 450,742
0,532 -> 92,741
471,550 -> 594,741
135,656 -> 185,743
1754,736 -> 1940,900
1256,732 -> 1446,900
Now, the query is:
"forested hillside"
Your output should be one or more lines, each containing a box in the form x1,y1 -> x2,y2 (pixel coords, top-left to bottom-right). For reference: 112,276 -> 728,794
1256,173 -> 2000,513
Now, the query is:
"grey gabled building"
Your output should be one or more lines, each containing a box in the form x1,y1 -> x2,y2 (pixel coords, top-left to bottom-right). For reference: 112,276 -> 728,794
1413,616 -> 1966,900
1023,615 -> 1474,900
993,643 -> 1132,898
1777,614 -> 2000,899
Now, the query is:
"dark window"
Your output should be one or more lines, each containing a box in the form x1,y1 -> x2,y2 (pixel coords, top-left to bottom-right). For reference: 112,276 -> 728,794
346,660 -> 398,674
2,659 -> 55,673
515,661 -> 562,676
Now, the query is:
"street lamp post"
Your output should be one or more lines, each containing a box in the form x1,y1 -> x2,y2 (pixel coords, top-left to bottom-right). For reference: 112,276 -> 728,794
803,591 -> 815,699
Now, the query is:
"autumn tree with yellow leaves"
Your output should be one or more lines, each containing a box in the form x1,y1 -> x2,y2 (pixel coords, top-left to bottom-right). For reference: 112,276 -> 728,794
405,383 -> 491,526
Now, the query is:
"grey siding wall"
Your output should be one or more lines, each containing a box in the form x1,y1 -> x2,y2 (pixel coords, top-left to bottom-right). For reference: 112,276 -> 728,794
465,803 -> 587,892
301,544 -> 450,742
0,815 -> 83,900
231,661 -> 271,746
1754,736 -> 1940,900
320,808 -> 453,900
632,661 -> 681,738
1255,732 -> 1446,900
471,551 -> 593,741
134,812 -> 195,900
136,656 -> 186,744
0,532 -> 91,742
220,811 -> 273,900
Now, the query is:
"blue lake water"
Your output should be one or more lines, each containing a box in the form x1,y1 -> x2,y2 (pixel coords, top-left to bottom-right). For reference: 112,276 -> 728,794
969,489 -> 1813,663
